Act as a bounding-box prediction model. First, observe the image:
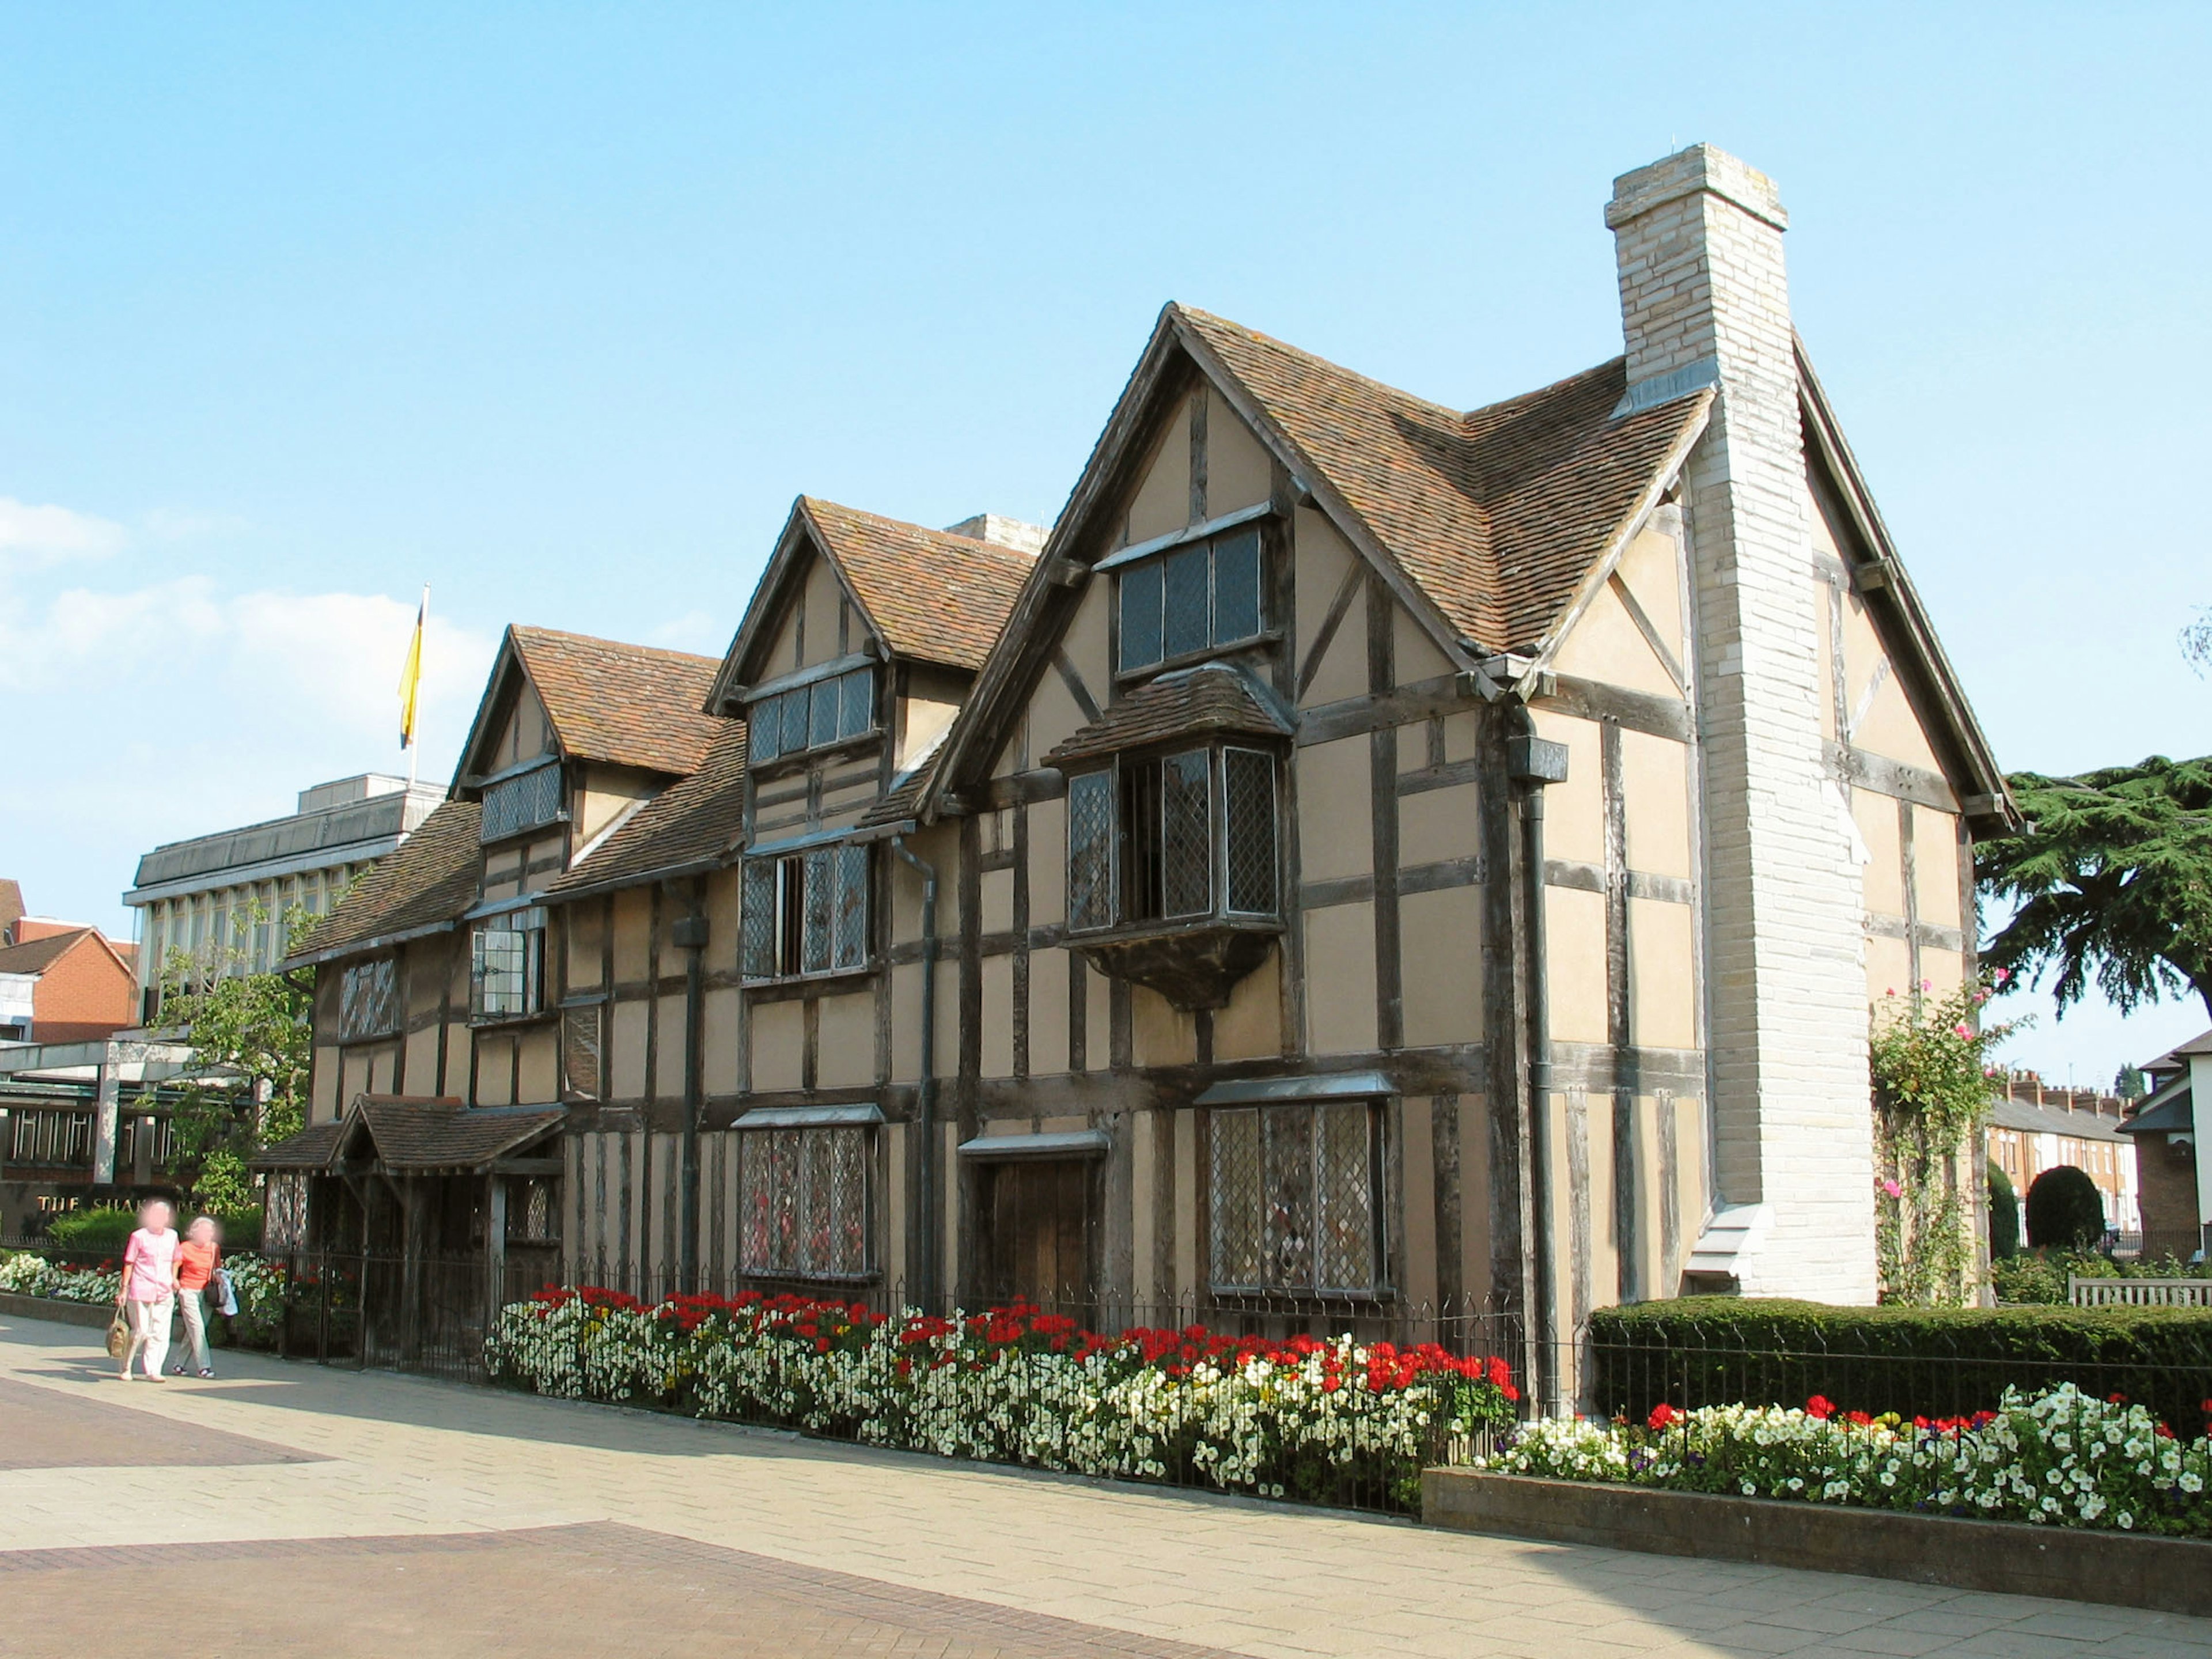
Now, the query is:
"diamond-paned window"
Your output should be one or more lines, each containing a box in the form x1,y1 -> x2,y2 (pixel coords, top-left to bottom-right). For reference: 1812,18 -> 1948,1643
739,1126 -> 871,1278
748,668 -> 876,764
743,843 -> 872,980
480,760 -> 563,843
339,957 -> 399,1041
1209,1101 -> 1381,1295
1224,747 -> 1278,915
1118,525 -> 1268,674
562,1002 -> 603,1099
1067,744 -> 1279,933
1066,771 -> 1115,931
1160,749 -> 1211,916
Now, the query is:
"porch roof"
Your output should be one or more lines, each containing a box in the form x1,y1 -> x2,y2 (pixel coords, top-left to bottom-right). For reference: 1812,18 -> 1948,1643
253,1096 -> 565,1175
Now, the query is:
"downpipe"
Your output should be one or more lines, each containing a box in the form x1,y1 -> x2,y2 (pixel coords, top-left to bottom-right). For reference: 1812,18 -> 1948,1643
672,888 -> 710,1296
1507,702 -> 1567,1416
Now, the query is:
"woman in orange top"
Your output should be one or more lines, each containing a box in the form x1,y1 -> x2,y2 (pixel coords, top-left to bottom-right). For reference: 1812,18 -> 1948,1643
171,1215 -> 221,1379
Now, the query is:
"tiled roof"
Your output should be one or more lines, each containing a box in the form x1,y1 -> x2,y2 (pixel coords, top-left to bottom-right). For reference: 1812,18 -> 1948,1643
288,799 -> 483,965
859,756 -> 937,830
1043,664 -> 1292,767
548,720 -> 749,897
509,627 -> 724,774
801,498 -> 1035,673
255,1097 -> 563,1172
1176,308 -> 1710,654
1988,1099 -> 2130,1144
0,930 -> 94,978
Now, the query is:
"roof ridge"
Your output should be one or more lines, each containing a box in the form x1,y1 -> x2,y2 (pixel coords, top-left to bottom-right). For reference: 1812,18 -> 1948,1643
1459,355 -> 1628,426
800,495 -> 1039,569
1172,305 -> 1469,422
509,623 -> 719,668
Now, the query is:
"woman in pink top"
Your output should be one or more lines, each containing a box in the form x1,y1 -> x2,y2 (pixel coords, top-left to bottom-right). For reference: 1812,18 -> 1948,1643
116,1198 -> 179,1381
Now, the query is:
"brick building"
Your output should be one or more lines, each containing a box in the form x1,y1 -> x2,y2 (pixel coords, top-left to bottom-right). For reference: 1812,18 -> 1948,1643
1986,1073 -> 2139,1244
0,904 -> 138,1046
2120,1031 -> 2211,1263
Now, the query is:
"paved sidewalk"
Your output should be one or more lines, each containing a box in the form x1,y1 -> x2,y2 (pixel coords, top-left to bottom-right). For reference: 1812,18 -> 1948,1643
3,1315 -> 2208,1657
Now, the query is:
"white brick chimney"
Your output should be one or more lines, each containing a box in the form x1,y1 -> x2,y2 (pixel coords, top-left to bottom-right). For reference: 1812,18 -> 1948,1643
1608,145 -> 1876,1302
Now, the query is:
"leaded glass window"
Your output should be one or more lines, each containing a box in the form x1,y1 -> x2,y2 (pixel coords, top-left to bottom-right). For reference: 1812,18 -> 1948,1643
471,908 -> 546,1021
562,1002 -> 603,1099
741,843 -> 872,980
1208,1101 -> 1381,1295
738,1126 -> 871,1278
1116,525 -> 1269,673
339,957 -> 399,1041
1160,749 -> 1211,916
748,668 -> 876,764
1066,771 -> 1115,931
480,761 -> 563,843
1224,748 -> 1278,914
264,1173 -> 309,1252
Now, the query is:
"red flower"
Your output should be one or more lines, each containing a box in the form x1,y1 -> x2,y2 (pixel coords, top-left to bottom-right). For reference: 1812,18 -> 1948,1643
1804,1395 -> 1835,1421
1647,1402 -> 1681,1431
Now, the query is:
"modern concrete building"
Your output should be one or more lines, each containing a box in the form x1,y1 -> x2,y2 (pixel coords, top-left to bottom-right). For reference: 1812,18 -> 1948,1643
124,774 -> 446,1019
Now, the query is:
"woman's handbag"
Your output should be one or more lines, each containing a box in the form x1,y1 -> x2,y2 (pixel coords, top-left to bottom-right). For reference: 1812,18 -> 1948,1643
106,1304 -> 131,1361
210,1268 -> 237,1319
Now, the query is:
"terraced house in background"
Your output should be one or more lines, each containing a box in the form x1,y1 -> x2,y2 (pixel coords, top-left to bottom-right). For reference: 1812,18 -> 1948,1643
257,145 -> 2019,1385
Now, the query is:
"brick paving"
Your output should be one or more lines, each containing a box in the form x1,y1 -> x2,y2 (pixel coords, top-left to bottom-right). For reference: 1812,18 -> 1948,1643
3,1312 -> 2210,1658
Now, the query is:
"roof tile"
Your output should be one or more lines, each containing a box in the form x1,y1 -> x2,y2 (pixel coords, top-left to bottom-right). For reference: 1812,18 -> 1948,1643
509,627 -> 723,774
802,499 -> 1034,673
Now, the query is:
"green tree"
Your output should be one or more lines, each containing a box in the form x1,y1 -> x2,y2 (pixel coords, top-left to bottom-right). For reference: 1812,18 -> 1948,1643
2112,1063 -> 2147,1102
144,902 -> 317,1213
1986,1160 -> 2020,1260
1975,757 -> 2212,1023
2024,1165 -> 2107,1250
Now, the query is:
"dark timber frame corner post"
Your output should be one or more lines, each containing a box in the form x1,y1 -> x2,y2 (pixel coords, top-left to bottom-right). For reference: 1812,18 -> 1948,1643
672,890 -> 710,1296
891,836 -> 940,1313
1507,704 -> 1570,1415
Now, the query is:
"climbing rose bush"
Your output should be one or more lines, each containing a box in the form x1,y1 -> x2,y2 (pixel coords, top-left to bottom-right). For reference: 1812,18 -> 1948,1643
486,1287 -> 1518,1510
1481,1384 -> 2212,1537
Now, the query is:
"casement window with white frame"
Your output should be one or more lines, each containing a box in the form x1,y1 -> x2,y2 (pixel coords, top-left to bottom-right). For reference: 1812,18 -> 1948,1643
1209,1099 -> 1385,1297
741,842 -> 872,980
1066,744 -> 1279,934
471,906 -> 547,1021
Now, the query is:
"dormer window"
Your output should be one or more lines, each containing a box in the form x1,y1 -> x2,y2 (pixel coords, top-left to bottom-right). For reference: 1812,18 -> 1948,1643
748,667 -> 874,764
1116,525 -> 1265,675
479,759 -> 563,843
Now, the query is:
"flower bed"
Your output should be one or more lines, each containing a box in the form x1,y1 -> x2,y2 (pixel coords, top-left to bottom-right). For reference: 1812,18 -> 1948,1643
1480,1384 -> 2212,1537
0,1247 -> 285,1343
487,1287 -> 1518,1512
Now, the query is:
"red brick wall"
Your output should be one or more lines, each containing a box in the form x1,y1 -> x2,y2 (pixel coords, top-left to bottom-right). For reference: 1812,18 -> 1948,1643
30,934 -> 135,1043
2135,1134 -> 2202,1263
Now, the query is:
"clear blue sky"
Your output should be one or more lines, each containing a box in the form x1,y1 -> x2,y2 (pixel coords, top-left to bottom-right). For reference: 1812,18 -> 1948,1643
3,4 -> 2206,1081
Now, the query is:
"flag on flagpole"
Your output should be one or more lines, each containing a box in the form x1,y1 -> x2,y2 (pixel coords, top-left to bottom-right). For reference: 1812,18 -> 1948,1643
399,586 -> 427,751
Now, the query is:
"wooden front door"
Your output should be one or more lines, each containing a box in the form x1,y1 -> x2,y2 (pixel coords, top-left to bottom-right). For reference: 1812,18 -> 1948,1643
979,1159 -> 1093,1307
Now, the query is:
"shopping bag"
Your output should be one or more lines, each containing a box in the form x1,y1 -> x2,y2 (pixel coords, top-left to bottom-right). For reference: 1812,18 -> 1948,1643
211,1268 -> 238,1319
106,1305 -> 130,1361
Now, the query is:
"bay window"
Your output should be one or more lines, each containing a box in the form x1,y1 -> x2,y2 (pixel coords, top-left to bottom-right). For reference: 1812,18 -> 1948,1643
1066,744 -> 1279,934
1209,1100 -> 1384,1296
739,1126 -> 872,1279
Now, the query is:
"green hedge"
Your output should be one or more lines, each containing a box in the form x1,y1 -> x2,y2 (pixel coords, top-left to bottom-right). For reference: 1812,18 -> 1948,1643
45,1202 -> 260,1255
1588,1297 -> 2212,1434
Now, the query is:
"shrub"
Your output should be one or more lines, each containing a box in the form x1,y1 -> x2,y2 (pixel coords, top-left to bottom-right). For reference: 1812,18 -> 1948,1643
46,1205 -> 142,1253
1987,1160 -> 2020,1260
1993,1248 -> 2201,1306
2027,1165 -> 2108,1248
1588,1296 -> 2212,1435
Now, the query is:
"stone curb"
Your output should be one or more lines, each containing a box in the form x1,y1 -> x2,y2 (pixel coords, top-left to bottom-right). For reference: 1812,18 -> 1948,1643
1423,1468 -> 2212,1618
0,1293 -> 112,1331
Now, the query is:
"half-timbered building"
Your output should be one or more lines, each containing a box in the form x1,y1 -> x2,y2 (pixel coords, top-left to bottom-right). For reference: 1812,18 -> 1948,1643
267,145 -> 2018,1378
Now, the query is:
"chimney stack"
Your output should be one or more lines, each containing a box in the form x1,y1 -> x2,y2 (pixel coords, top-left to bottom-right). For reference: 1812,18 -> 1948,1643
1608,146 -> 1875,1302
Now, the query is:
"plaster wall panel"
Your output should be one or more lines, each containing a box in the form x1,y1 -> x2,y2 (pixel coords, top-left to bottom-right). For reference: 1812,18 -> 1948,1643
652,995 -> 684,1100
1865,933 -> 1914,1004
1401,1093 -> 1437,1308
1399,781 -> 1481,869
1025,671 -> 1088,775
1544,886 -> 1610,1046
1918,945 -> 1965,999
1131,984 -> 1196,1069
565,908 -> 604,992
982,956 -> 1015,1078
518,1029 -> 559,1105
801,558 -> 845,669
1296,737 -> 1372,881
611,1001 -> 648,1100
749,999 -> 801,1093
1207,399 -> 1273,514
1393,604 -> 1454,686
1530,711 -> 1605,866
1551,581 -> 1680,699
1304,901 -> 1378,1055
882,1122 -> 907,1287
706,870 -> 742,974
1063,584 -> 1112,700
899,697 -> 959,771
1401,885 -> 1483,1046
1622,731 -> 1693,880
1131,1110 -> 1157,1300
1815,581 -> 1839,742
889,963 -> 922,1083
1029,946 -> 1069,1075
404,1027 -> 441,1094
1853,789 -> 1906,918
981,869 -> 1015,939
1028,798 -> 1066,927
1458,1093 -> 1491,1308
1085,962 -> 1112,1067
702,986 -> 740,1096
1616,521 -> 1687,665
612,890 -> 652,986
1442,711 -> 1480,764
1211,945 -> 1281,1061
817,991 -> 874,1088
1915,810 -> 1965,929
1126,395 -> 1193,546
1293,512 -> 1365,707
1173,1109 -> 1198,1298
476,1043 -> 512,1107
1627,897 -> 1698,1050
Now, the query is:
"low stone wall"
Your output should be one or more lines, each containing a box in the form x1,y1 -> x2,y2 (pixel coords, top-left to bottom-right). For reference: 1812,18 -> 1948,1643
1423,1468 -> 2212,1618
0,1292 -> 111,1330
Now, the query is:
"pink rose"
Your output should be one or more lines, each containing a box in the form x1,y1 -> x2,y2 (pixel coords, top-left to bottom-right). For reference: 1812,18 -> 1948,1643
1953,1023 -> 1972,1039
1880,1179 -> 1903,1199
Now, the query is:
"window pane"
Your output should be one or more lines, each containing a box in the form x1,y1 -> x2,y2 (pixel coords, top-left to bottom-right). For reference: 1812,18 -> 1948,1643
802,849 -> 834,973
741,861 -> 777,978
801,1131 -> 833,1274
1262,1105 -> 1315,1290
751,701 -> 781,762
1119,559 -> 1162,671
839,669 -> 872,739
781,689 -> 811,756
1163,544 -> 1209,660
1121,760 -> 1162,922
1210,1108 -> 1263,1288
1224,748 -> 1278,914
1160,749 -> 1211,916
474,927 -> 528,1019
1212,528 -> 1261,642
1315,1103 -> 1377,1291
1066,771 -> 1115,931
833,842 -> 869,969
562,1004 -> 602,1099
828,1128 -> 868,1275
808,678 -> 839,749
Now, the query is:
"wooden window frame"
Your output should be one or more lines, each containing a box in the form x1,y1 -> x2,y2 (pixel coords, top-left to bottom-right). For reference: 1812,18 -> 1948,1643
1064,742 -> 1281,937
741,842 -> 873,983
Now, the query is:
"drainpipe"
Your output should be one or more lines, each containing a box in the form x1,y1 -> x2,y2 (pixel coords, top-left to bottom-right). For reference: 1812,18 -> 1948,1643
889,835 -> 938,1313
671,887 -> 710,1297
1507,700 -> 1569,1415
